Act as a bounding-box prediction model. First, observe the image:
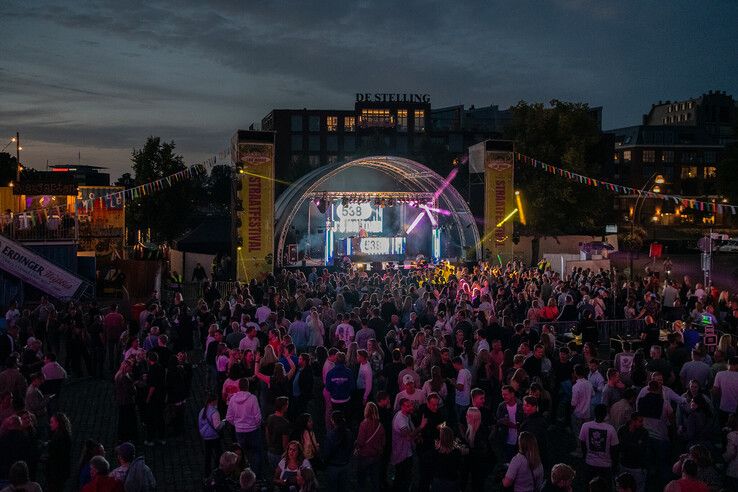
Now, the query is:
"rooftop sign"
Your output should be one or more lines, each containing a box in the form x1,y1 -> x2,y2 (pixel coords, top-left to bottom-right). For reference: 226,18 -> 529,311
356,93 -> 430,103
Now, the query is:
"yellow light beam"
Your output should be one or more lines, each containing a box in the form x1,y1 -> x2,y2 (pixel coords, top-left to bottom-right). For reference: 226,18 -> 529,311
515,191 -> 526,226
496,208 -> 519,227
239,169 -> 291,185
476,208 -> 519,248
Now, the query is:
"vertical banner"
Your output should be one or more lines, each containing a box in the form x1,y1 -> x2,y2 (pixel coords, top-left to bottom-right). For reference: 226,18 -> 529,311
236,141 -> 275,281
484,147 -> 515,259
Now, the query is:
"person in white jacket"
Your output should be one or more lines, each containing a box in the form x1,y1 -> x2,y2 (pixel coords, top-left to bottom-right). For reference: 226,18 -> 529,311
226,377 -> 264,478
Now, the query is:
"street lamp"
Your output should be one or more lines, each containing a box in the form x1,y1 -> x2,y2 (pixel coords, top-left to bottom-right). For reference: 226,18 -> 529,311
628,173 -> 665,280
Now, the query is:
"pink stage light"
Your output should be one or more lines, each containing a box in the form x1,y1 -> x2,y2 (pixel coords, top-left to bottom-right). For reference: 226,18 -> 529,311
423,208 -> 438,227
421,205 -> 451,216
433,168 -> 458,200
405,211 -> 426,234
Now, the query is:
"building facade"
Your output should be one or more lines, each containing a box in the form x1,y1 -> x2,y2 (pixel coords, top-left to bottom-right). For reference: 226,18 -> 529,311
605,91 -> 737,229
260,94 -> 513,191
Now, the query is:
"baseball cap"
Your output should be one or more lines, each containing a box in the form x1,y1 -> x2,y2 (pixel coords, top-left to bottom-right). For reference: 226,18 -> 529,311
402,374 -> 414,385
115,442 -> 135,462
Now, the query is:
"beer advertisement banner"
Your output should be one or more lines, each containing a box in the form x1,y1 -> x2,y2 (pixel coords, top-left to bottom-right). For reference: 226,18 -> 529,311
237,143 -> 274,281
484,151 -> 515,258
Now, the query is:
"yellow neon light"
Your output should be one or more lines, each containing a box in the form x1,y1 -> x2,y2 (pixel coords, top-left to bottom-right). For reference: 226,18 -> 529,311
515,192 -> 526,226
496,208 -> 519,227
239,170 -> 291,185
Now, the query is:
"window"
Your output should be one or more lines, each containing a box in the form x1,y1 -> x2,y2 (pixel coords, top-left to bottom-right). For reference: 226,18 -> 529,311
681,166 -> 698,179
642,165 -> 655,177
326,116 -> 337,132
326,136 -> 337,152
414,110 -> 425,132
704,151 -> 716,164
344,116 -> 355,132
623,150 -> 632,162
290,154 -> 303,166
343,137 -> 355,152
308,135 -> 320,151
613,153 -> 620,161
308,155 -> 320,168
684,152 -> 697,163
327,155 -> 338,165
290,134 -> 303,151
661,151 -> 674,163
308,116 -> 320,132
290,115 -> 303,131
359,109 -> 393,127
397,110 -> 408,131
643,150 -> 655,163
703,166 -> 717,178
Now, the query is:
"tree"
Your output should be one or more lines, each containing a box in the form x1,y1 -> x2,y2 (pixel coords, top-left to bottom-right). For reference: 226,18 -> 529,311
0,153 -> 17,186
207,164 -> 233,213
126,137 -> 206,242
716,122 -> 738,204
504,100 -> 613,240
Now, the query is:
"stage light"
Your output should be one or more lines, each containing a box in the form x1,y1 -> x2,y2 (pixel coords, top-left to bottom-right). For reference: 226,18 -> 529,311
406,211 -> 425,234
515,191 -> 526,226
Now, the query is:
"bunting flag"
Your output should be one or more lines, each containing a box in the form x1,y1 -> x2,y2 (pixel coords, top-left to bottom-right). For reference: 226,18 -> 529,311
516,152 -> 737,215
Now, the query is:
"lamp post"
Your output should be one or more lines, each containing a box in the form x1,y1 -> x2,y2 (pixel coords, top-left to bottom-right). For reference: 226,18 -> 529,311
628,173 -> 665,280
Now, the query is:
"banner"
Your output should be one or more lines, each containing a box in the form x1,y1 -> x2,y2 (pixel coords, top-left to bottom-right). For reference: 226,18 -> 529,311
0,237 -> 85,300
484,150 -> 515,258
236,142 -> 274,281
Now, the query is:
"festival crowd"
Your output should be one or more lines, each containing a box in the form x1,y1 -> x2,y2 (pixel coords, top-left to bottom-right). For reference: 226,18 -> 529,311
1,260 -> 738,492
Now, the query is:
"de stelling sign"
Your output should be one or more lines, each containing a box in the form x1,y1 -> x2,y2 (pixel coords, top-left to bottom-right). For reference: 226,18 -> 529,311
356,93 -> 430,103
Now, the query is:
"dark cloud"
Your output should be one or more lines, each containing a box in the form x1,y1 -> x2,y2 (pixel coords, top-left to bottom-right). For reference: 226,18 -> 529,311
1,0 -> 736,177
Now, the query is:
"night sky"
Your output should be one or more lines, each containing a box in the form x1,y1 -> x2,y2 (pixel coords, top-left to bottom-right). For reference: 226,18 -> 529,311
2,0 -> 736,178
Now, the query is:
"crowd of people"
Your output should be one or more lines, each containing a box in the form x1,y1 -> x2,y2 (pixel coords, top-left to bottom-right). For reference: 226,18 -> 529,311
1,260 -> 738,491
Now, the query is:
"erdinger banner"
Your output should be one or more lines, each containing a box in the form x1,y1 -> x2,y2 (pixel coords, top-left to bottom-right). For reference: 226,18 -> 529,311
236,142 -> 275,282
0,238 -> 85,299
484,149 -> 515,259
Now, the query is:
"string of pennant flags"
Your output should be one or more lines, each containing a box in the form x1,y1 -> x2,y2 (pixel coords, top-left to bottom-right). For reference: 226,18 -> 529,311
517,153 -> 737,215
11,164 -> 208,225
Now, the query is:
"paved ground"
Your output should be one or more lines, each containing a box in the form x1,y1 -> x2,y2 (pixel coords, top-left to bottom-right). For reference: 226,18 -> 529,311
50,366 -> 594,492
52,369 -> 208,492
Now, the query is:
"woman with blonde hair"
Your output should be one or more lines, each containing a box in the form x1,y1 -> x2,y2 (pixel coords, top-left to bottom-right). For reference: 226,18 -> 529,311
460,407 -> 492,490
502,431 -> 543,492
430,425 -> 465,491
718,334 -> 736,358
354,402 -> 385,491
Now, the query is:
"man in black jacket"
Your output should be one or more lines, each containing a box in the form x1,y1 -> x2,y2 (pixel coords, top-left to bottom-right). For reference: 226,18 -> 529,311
520,395 -> 549,468
291,353 -> 313,418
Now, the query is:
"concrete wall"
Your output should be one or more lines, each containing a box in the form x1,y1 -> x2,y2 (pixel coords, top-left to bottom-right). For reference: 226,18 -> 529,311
512,234 -> 618,264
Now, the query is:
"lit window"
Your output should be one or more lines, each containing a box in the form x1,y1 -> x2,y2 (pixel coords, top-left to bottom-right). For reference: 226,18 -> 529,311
414,110 -> 425,132
623,150 -> 632,162
397,110 -> 408,132
643,150 -> 655,163
681,166 -> 698,179
326,116 -> 337,132
344,116 -> 355,132
703,166 -> 717,178
359,109 -> 393,128
613,153 -> 619,161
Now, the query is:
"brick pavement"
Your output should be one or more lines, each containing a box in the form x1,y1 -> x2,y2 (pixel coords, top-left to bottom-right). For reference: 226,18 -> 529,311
53,369 -> 208,492
51,368 -> 591,492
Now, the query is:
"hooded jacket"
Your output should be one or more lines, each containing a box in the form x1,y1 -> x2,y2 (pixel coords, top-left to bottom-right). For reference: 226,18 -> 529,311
226,390 -> 262,433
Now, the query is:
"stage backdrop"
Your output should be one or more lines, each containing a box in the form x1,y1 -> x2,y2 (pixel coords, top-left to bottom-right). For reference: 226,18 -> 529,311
482,143 -> 515,259
233,133 -> 275,282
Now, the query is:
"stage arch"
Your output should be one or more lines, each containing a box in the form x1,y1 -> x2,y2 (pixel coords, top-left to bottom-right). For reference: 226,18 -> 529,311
275,155 -> 481,267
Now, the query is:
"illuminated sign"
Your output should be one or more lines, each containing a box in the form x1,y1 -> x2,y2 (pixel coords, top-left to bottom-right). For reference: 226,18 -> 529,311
356,93 -> 430,103
333,202 -> 383,234
359,237 -> 405,255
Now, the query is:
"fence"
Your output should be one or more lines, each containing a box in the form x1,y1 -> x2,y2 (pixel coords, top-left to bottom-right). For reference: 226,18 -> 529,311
533,318 -> 649,357
161,281 -> 241,305
1,215 -> 77,242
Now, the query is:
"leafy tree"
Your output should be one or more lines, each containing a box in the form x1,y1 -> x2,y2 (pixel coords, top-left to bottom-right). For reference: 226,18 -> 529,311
716,122 -> 738,204
126,137 -> 205,242
207,164 -> 233,213
0,153 -> 17,186
505,100 -> 613,241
